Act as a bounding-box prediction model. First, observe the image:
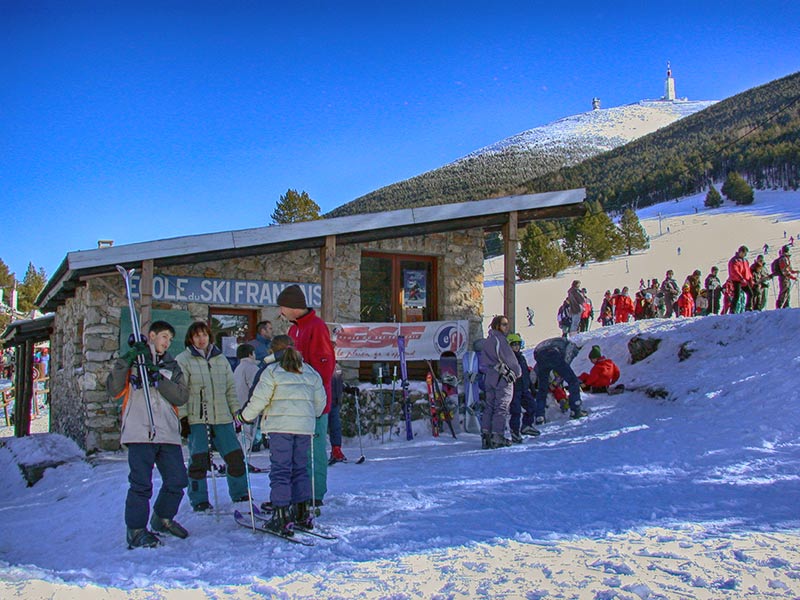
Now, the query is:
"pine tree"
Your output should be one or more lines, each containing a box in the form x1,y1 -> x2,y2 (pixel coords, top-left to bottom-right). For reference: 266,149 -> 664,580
705,185 -> 723,208
517,222 -> 570,280
17,263 -> 47,313
618,208 -> 650,256
271,189 -> 322,224
721,172 -> 754,205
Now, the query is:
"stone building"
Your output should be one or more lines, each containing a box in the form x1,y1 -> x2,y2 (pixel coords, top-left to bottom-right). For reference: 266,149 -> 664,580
36,190 -> 584,450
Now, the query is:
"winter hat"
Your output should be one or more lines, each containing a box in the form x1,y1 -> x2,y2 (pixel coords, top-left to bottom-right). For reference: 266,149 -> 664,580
588,345 -> 602,360
276,284 -> 308,309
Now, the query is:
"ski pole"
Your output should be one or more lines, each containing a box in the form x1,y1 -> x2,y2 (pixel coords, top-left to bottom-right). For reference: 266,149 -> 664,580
310,431 -> 318,517
202,389 -> 219,520
240,426 -> 256,531
116,266 -> 156,440
389,366 -> 397,441
378,366 -> 384,444
353,387 -> 366,464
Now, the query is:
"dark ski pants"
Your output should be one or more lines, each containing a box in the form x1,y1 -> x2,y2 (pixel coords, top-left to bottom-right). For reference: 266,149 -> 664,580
268,433 -> 312,507
534,349 -> 582,416
731,282 -> 752,313
187,423 -> 248,507
509,390 -> 535,433
125,442 -> 187,529
328,398 -> 342,448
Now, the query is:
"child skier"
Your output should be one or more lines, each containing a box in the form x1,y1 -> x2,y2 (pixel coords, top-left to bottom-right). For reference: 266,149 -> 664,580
107,320 -> 190,549
237,335 -> 326,536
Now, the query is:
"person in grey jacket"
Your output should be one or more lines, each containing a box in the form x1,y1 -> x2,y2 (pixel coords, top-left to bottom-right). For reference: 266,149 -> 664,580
478,315 -> 522,449
566,280 -> 588,335
176,321 -> 249,511
532,337 -> 586,420
107,320 -> 190,549
238,335 -> 326,535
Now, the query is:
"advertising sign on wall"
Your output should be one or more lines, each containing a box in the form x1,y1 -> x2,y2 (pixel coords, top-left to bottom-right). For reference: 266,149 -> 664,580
332,320 -> 469,361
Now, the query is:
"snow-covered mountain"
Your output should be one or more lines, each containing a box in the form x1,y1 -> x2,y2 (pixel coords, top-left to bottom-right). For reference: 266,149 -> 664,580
328,98 -> 716,217
458,99 -> 716,163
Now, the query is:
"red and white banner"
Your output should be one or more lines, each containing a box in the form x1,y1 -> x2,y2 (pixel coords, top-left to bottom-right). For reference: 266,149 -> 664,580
331,320 -> 469,361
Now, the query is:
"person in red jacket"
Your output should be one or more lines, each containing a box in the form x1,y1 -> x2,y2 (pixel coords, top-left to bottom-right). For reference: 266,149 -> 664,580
676,284 -> 696,317
276,284 -> 335,509
727,245 -> 753,314
579,345 -> 620,393
613,287 -> 635,323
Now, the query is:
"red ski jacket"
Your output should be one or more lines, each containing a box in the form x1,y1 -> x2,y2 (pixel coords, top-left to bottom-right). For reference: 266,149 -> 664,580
579,358 -> 620,388
613,295 -> 634,323
288,309 -> 335,414
728,256 -> 753,285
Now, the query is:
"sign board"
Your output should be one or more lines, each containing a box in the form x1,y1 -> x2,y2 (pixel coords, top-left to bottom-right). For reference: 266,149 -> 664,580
129,274 -> 321,308
332,320 -> 469,361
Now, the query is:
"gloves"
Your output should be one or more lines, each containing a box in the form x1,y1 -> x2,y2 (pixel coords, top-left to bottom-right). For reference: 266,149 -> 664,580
123,341 -> 149,366
144,361 -> 162,383
180,417 -> 190,439
232,410 -> 245,433
494,361 -> 518,384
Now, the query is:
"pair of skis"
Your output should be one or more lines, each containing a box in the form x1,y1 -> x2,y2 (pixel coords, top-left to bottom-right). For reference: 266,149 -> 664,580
424,355 -> 457,439
234,504 -> 338,545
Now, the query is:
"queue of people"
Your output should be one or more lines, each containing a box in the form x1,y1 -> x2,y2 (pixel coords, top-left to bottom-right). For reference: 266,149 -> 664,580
556,244 -> 797,333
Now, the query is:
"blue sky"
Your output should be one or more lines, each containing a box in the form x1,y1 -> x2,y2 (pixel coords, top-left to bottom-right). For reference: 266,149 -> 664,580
2,0 -> 799,281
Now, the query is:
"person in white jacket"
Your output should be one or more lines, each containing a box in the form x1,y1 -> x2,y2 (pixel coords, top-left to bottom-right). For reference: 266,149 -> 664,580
237,335 -> 326,536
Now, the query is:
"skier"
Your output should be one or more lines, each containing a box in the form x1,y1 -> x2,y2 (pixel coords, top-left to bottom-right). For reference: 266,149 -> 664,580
506,333 -> 539,441
249,320 -> 273,361
566,280 -> 587,335
478,316 -> 521,449
676,284 -> 695,317
277,284 -> 335,509
557,300 -> 572,337
775,245 -> 798,308
108,320 -> 190,549
660,270 -> 680,318
526,306 -> 535,327
532,337 -> 586,420
328,363 -> 347,465
704,266 -> 722,314
578,345 -> 620,393
237,335 -> 326,536
176,321 -> 250,512
727,245 -> 753,314
613,287 -> 635,323
233,344 -> 264,453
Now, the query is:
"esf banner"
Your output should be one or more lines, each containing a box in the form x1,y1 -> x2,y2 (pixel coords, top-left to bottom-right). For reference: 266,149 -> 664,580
332,320 -> 469,361
129,274 -> 321,308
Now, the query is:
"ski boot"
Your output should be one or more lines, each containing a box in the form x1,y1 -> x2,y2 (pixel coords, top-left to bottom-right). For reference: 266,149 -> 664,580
193,501 -> 213,512
521,424 -> 541,436
149,513 -> 189,539
570,409 -> 589,420
328,445 -> 347,465
265,505 -> 294,536
510,431 -> 524,444
292,501 -> 314,530
491,433 -> 512,448
481,431 -> 493,450
127,527 -> 162,549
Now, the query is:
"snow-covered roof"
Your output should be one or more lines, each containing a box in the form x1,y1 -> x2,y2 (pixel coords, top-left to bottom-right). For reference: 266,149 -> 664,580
37,189 -> 586,311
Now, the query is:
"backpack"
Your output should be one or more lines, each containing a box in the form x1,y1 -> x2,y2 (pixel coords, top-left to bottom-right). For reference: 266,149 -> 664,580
557,304 -> 572,329
771,257 -> 782,277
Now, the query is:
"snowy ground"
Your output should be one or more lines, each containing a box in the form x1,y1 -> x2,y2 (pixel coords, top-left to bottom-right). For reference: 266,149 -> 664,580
2,194 -> 800,598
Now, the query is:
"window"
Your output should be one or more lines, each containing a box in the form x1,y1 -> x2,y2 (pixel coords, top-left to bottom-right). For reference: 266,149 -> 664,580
209,308 -> 257,360
360,252 -> 437,323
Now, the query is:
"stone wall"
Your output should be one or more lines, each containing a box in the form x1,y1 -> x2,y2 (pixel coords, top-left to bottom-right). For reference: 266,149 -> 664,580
49,229 -> 485,451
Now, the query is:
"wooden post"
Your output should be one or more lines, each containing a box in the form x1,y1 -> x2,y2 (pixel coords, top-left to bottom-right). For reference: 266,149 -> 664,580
140,259 -> 154,333
503,211 -> 518,331
14,340 -> 33,437
320,235 -> 336,322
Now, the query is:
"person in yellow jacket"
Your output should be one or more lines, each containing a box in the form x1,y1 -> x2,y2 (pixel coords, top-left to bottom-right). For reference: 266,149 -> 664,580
176,321 -> 249,511
237,335 -> 326,535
